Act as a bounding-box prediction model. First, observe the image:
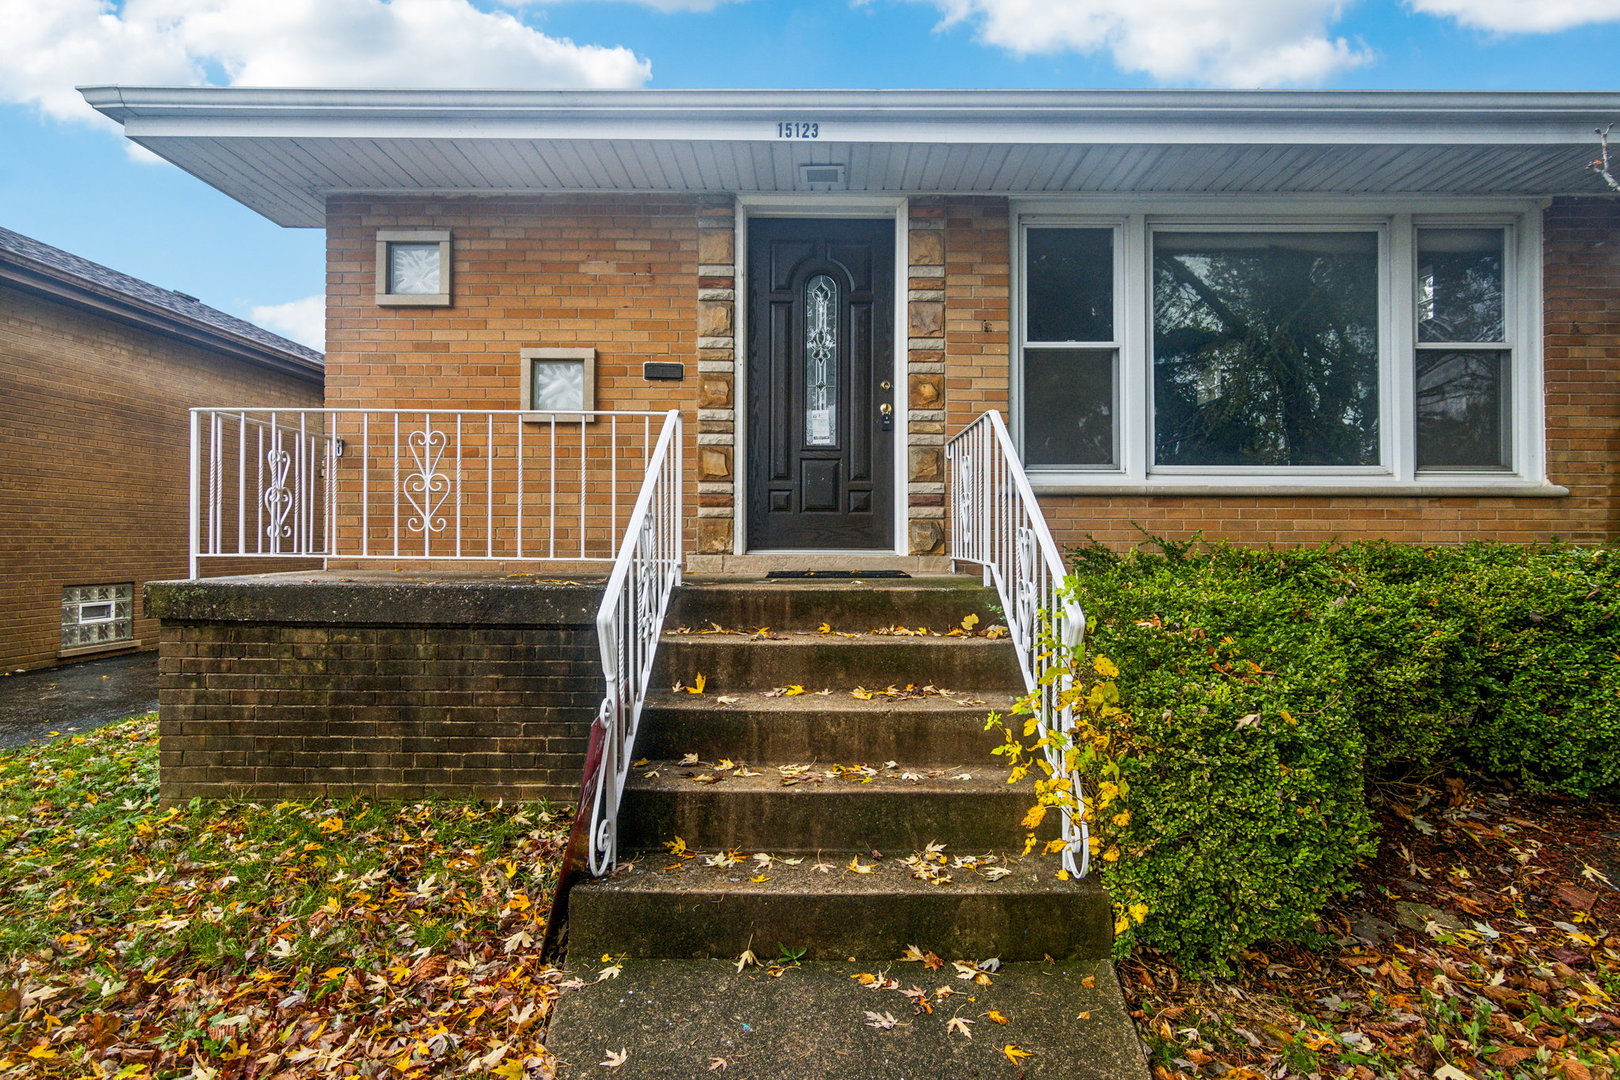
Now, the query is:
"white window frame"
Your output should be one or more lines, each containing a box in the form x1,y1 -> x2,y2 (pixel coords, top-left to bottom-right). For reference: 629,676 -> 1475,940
1012,198 -> 1554,496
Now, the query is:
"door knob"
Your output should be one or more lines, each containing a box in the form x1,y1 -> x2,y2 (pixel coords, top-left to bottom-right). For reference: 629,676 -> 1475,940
879,401 -> 893,431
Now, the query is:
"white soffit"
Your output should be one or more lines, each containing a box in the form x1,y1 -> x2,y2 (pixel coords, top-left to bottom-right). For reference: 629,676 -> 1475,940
81,87 -> 1620,228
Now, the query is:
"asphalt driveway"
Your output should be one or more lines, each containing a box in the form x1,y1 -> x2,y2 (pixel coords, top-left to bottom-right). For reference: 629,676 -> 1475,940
0,651 -> 158,749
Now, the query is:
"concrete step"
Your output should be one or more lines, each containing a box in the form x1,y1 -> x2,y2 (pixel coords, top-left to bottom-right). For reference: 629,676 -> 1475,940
668,576 -> 1000,633
651,634 -> 1023,692
545,958 -> 1149,1080
636,689 -> 1018,765
568,852 -> 1112,961
617,762 -> 1028,852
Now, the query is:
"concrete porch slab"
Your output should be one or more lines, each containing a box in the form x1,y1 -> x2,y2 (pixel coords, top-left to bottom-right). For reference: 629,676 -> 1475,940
545,957 -> 1149,1079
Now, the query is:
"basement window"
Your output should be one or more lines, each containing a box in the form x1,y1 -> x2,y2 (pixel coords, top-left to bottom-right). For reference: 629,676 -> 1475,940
61,583 -> 134,653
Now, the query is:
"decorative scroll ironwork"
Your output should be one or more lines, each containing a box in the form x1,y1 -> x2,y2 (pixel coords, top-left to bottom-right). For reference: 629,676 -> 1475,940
402,426 -> 451,536
262,436 -> 294,546
804,274 -> 837,447
946,410 -> 1091,880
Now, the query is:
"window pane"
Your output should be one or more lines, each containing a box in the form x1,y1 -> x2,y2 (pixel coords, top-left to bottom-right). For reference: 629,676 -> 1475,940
1416,350 -> 1509,469
1026,228 -> 1113,343
530,360 -> 586,412
1418,229 -> 1504,343
388,242 -> 442,295
1023,349 -> 1115,467
1153,232 -> 1380,467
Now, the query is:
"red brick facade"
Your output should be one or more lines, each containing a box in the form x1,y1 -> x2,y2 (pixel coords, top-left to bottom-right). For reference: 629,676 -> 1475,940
0,284 -> 322,671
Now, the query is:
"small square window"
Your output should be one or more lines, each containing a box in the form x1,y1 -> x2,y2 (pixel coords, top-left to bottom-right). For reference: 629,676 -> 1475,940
61,583 -> 134,651
375,230 -> 451,306
521,348 -> 597,421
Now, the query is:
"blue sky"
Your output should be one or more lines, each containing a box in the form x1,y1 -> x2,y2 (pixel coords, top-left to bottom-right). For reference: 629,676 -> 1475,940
2,0 -> 1618,351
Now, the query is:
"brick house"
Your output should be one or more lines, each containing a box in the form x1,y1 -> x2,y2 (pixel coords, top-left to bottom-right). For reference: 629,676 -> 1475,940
79,88 -> 1620,805
0,226 -> 323,672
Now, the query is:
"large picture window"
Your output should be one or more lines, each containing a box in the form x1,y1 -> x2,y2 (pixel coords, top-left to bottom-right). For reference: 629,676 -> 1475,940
1153,231 -> 1380,468
1015,208 -> 1542,491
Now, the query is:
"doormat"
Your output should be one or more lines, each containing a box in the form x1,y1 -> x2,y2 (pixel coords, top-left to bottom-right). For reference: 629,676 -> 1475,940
764,569 -> 911,579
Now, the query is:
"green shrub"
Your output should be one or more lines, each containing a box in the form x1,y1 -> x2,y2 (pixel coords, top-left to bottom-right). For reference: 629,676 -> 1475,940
1015,539 -> 1619,972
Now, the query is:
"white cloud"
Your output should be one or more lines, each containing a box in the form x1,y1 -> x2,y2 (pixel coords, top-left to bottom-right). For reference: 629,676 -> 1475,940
0,0 -> 651,126
502,0 -> 740,10
921,0 -> 1373,87
250,294 -> 326,352
1407,0 -> 1620,33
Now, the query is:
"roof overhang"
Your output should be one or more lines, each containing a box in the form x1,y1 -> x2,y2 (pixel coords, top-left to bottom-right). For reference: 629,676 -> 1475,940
81,87 -> 1620,228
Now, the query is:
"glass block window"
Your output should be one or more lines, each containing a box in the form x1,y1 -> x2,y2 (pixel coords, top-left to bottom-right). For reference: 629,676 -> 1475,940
61,584 -> 133,650
520,347 -> 597,420
387,243 -> 442,295
375,230 -> 452,306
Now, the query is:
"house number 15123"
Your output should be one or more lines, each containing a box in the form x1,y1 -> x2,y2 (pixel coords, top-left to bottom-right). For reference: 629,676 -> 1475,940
776,121 -> 819,139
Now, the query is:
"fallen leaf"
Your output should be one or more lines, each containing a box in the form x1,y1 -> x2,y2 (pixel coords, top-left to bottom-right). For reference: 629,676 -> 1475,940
948,1016 -> 975,1039
1003,1044 -> 1032,1064
600,1049 -> 628,1068
864,1011 -> 899,1030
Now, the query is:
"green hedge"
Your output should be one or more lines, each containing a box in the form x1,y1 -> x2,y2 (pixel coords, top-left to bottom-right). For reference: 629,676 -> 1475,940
1050,539 -> 1619,971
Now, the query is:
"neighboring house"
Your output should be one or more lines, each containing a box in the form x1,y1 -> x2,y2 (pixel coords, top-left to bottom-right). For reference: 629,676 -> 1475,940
0,226 -> 324,672
82,88 -> 1620,565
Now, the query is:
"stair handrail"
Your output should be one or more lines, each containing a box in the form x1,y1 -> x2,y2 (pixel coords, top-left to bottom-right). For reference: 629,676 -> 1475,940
544,409 -> 681,956
945,410 -> 1090,879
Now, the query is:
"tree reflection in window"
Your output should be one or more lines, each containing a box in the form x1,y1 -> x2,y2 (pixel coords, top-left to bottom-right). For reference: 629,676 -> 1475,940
1153,232 -> 1380,467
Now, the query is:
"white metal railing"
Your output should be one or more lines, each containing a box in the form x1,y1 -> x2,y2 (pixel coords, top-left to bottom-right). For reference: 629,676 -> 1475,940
582,409 -> 682,876
187,409 -> 672,576
946,410 -> 1090,879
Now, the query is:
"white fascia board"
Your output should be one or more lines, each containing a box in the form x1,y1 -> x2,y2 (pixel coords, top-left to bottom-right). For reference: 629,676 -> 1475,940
81,85 -> 1620,147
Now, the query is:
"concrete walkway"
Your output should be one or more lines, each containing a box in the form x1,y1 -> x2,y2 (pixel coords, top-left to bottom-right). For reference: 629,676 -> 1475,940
0,651 -> 158,749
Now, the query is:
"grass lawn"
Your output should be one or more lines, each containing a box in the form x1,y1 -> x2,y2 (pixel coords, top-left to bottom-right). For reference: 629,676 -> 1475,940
0,716 -> 569,1079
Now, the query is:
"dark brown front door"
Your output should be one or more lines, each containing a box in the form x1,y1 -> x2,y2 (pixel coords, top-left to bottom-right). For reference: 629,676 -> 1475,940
746,217 -> 894,550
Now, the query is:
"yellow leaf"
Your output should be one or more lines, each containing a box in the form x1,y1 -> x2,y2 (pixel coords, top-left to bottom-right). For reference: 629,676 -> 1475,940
846,856 -> 875,875
783,685 -> 806,696
986,1010 -> 1010,1024
961,613 -> 980,631
1102,846 -> 1120,862
686,673 -> 707,695
317,816 -> 344,834
663,836 -> 689,856
1003,1044 -> 1032,1063
1020,805 -> 1048,830
1092,654 -> 1119,678
1129,903 -> 1149,924
818,622 -> 832,634
851,687 -> 875,700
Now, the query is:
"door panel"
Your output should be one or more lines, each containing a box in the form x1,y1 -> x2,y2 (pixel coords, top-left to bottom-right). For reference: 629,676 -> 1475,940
746,217 -> 895,550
